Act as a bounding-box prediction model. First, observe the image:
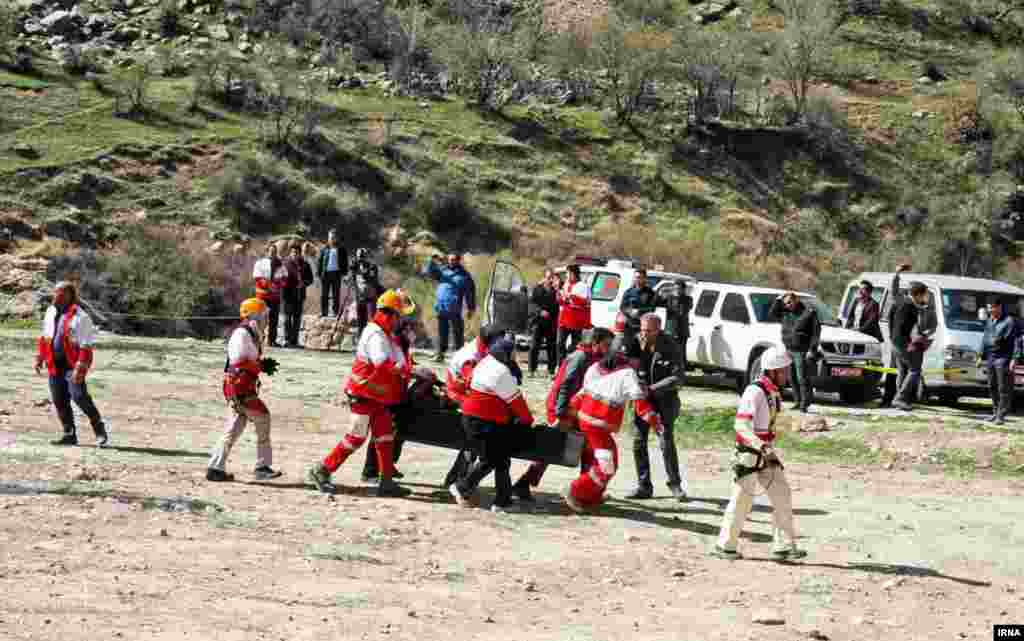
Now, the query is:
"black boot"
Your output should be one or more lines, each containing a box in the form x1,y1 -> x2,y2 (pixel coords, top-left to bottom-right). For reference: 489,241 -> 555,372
513,479 -> 535,502
51,434 -> 78,446
377,477 -> 411,498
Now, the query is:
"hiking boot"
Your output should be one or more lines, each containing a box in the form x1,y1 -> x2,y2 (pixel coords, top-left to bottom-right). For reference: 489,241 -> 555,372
253,466 -> 283,480
669,485 -> 688,503
376,477 -> 411,498
206,468 -> 234,482
772,547 -> 808,561
790,403 -> 801,411
512,480 -> 535,502
994,416 -> 1007,426
308,464 -> 336,494
95,430 -> 110,449
51,434 -> 78,446
711,546 -> 742,560
449,483 -> 476,507
894,400 -> 913,411
625,487 -> 653,500
491,501 -> 515,514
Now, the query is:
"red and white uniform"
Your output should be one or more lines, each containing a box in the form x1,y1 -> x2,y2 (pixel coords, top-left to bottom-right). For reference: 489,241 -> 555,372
716,375 -> 797,554
446,338 -> 488,406
323,318 -> 411,477
568,360 -> 660,507
253,257 -> 289,304
558,280 -> 592,330
462,355 -> 534,426
210,321 -> 272,472
37,304 -> 95,376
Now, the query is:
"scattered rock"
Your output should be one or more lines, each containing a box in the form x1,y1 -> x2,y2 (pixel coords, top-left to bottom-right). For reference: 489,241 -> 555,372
625,534 -> 639,543
671,570 -> 687,578
807,631 -> 829,640
911,111 -> 929,119
752,610 -> 785,625
10,144 -> 41,160
916,76 -> 933,85
882,577 -> 905,590
159,528 -> 169,537
799,416 -> 830,433
210,23 -> 230,40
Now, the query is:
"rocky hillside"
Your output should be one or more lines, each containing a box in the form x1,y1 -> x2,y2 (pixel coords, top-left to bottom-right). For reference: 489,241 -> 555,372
2,0 -> 1024,330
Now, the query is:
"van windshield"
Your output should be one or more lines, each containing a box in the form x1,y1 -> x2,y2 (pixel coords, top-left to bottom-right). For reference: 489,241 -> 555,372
942,290 -> 1024,332
749,294 -> 837,325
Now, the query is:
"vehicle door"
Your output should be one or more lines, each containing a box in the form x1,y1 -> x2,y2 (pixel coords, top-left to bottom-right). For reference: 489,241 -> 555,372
837,282 -> 858,326
716,292 -> 752,371
484,260 -> 530,336
589,269 -> 624,330
689,287 -> 721,367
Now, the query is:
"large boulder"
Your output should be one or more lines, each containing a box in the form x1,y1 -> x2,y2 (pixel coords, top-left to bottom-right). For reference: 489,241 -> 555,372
302,315 -> 349,350
40,10 -> 81,36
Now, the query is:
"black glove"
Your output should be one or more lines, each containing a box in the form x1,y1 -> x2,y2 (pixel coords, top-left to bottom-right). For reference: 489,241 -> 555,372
260,357 -> 279,376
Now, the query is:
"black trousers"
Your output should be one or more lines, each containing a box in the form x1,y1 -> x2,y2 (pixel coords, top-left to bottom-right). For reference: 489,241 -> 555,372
529,321 -> 557,375
362,430 -> 405,478
632,396 -> 682,491
283,291 -> 303,346
881,350 -> 898,405
557,327 -> 583,365
438,314 -> 465,355
267,299 -> 281,346
988,359 -> 1013,418
49,370 -> 106,438
321,271 -> 342,317
456,417 -> 528,507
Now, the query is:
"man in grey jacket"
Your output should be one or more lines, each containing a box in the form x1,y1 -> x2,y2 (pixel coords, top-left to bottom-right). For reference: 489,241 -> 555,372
624,314 -> 688,502
981,299 -> 1017,424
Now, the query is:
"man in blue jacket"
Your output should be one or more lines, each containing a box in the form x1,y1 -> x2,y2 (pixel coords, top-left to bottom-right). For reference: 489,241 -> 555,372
981,298 -> 1018,425
424,253 -> 477,362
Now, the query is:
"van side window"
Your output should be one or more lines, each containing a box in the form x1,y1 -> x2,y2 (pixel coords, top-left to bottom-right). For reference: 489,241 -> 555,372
720,293 -> 750,324
591,272 -> 621,301
694,290 -> 719,317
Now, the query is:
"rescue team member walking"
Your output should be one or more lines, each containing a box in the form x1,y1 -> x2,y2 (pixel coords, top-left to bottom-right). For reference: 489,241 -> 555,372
449,336 -> 535,512
768,292 -> 821,413
625,314 -> 687,502
441,324 -> 504,487
308,290 -> 412,498
423,253 -> 477,363
511,328 -> 613,501
34,281 -> 110,447
253,242 -> 289,348
528,270 -> 560,378
557,264 -> 592,365
207,298 -> 282,482
981,299 -> 1017,425
713,346 -> 805,561
564,337 -> 662,513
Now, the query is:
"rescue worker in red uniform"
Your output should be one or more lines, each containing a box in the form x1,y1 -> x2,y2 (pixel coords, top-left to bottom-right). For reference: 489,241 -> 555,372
253,243 -> 289,348
511,328 -> 614,501
34,281 -> 109,447
556,264 -> 592,365
713,346 -> 806,561
449,336 -> 535,512
308,290 -> 413,498
441,324 -> 505,487
564,336 -> 662,513
207,298 -> 282,482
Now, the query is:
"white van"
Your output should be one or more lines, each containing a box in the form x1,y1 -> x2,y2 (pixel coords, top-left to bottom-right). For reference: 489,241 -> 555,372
838,272 -> 1024,403
483,257 -> 693,348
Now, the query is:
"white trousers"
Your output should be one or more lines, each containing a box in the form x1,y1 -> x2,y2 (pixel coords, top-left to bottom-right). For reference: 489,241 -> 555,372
208,403 -> 272,471
717,464 -> 797,553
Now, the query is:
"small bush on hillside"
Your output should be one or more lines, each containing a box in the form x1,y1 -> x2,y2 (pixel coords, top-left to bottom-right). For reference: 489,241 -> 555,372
430,20 -> 523,110
616,0 -> 677,27
800,96 -> 864,175
159,0 -> 181,37
111,56 -> 157,115
59,45 -> 101,75
423,174 -> 476,234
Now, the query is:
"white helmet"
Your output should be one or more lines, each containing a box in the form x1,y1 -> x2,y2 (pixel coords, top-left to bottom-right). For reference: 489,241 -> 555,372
760,346 -> 792,373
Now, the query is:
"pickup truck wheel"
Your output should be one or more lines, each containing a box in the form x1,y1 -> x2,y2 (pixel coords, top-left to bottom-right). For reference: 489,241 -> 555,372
741,352 -> 763,394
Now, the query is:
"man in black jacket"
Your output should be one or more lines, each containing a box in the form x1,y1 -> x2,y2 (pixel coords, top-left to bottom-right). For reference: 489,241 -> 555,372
768,292 -> 821,413
844,280 -> 882,341
889,272 -> 933,411
624,314 -> 688,502
528,269 -> 560,378
619,268 -> 666,346
980,299 -> 1017,424
317,231 -> 348,318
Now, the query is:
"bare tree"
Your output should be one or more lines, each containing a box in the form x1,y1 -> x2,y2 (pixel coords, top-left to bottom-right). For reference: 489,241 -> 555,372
772,0 -> 841,121
588,9 -> 672,124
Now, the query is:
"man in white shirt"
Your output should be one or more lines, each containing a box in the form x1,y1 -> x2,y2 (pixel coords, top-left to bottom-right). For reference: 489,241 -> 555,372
34,281 -> 110,447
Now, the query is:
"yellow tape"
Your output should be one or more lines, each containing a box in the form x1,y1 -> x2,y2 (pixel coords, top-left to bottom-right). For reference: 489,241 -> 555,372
858,365 -> 971,375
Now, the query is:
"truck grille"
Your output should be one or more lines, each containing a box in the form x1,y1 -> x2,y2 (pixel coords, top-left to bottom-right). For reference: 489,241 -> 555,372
820,342 -> 865,356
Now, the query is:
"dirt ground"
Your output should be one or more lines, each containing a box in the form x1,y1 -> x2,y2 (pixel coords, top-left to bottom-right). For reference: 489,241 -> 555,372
2,329 -> 1023,641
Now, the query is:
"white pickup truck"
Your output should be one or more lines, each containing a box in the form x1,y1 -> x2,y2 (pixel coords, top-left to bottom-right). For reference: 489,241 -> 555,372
686,281 -> 884,403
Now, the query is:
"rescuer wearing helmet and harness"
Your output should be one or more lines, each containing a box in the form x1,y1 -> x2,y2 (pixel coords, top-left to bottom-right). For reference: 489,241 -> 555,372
713,346 -> 806,561
207,298 -> 282,482
308,289 -> 413,498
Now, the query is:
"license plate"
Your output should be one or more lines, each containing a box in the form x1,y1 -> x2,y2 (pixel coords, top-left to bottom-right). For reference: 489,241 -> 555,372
831,367 -> 862,378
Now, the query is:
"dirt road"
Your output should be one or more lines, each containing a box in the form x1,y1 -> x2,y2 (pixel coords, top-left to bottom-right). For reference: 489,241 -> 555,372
1,330 -> 1022,641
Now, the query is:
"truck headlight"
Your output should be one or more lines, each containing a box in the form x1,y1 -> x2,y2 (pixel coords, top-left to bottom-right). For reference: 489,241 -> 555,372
945,345 -> 977,362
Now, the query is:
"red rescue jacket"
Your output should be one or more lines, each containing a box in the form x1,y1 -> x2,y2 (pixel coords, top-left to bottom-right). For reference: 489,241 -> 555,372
37,304 -> 94,376
462,355 -> 534,426
546,343 -> 597,424
558,280 -> 592,330
345,318 -> 410,406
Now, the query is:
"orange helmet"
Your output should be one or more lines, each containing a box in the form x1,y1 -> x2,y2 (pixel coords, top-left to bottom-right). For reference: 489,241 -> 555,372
376,289 -> 403,313
239,297 -> 268,319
